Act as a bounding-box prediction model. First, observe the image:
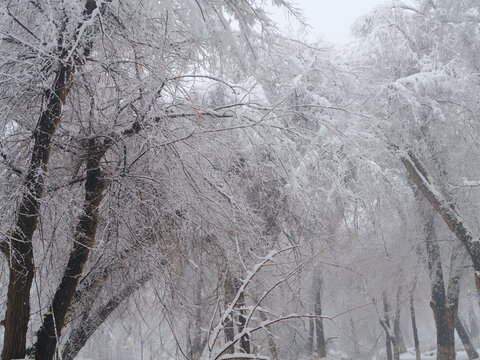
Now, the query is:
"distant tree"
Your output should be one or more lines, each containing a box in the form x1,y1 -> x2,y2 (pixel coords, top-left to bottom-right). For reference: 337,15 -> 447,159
353,1 -> 480,358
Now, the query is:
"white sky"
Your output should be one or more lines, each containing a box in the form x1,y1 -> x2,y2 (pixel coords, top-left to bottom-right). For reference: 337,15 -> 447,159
270,0 -> 390,44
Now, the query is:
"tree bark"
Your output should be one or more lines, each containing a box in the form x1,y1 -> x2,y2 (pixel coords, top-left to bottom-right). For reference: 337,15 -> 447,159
314,277 -> 327,358
73,244 -> 135,307
0,59 -> 76,360
1,2 -> 101,358
255,304 -> 278,360
308,318 -> 314,354
34,139 -> 107,360
393,286 -> 402,360
410,283 -> 421,360
61,229 -> 158,359
456,316 -> 479,360
446,243 -> 467,314
398,329 -> 408,354
236,279 -> 251,355
419,200 -> 455,360
383,293 -> 393,360
61,274 -> 151,360
446,243 -> 479,360
224,273 -> 236,354
249,294 -> 278,360
187,321 -> 193,360
399,148 -> 480,291
192,273 -> 204,360
468,308 -> 479,345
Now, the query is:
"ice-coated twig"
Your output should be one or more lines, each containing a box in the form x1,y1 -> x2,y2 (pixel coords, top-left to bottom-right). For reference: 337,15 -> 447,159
207,246 -> 297,352
213,314 -> 330,360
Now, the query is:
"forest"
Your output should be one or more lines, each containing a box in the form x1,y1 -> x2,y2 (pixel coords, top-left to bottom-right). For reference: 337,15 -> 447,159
1,0 -> 480,359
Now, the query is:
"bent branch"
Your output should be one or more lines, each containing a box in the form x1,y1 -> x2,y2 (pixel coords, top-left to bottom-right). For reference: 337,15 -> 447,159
399,148 -> 480,291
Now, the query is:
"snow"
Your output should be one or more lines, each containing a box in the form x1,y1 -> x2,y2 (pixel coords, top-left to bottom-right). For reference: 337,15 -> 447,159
400,349 -> 480,360
220,354 -> 269,359
463,179 -> 480,187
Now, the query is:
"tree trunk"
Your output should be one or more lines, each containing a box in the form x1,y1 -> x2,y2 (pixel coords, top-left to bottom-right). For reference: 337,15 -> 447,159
468,308 -> 479,345
410,285 -> 421,360
34,140 -> 107,360
445,243 -> 478,360
72,244 -> 136,309
456,316 -> 479,360
399,148 -> 480,291
61,274 -> 151,360
398,329 -> 408,354
446,243 -> 467,314
1,2 -> 101,358
308,318 -> 314,355
67,225 -> 160,327
383,293 -> 393,360
224,273 -> 236,354
1,59 -> 76,360
393,286 -> 402,360
250,293 -> 278,360
419,200 -> 455,360
314,277 -> 327,358
187,320 -> 193,359
192,274 -> 204,360
255,302 -> 278,360
236,279 -> 251,354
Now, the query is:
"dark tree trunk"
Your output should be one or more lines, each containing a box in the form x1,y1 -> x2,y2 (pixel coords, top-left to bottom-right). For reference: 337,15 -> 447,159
446,243 -> 478,360
456,316 -> 479,360
410,285 -> 421,360
61,274 -> 151,360
1,61 -> 76,360
400,149 -> 480,291
34,140 -> 107,360
397,328 -> 408,354
446,243 -> 467,314
419,200 -> 455,360
236,279 -> 251,354
393,286 -> 402,360
224,274 -> 236,354
308,318 -> 314,354
192,274 -> 204,360
186,320 -> 193,360
224,315 -> 235,355
72,244 -> 136,309
1,2 -> 101,358
66,227 -> 157,327
383,293 -> 393,360
254,301 -> 278,360
314,277 -> 327,358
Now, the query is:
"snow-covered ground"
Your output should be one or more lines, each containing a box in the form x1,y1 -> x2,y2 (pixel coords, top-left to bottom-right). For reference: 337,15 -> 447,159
76,349 -> 480,360
400,349 -> 480,360
298,348 -> 480,360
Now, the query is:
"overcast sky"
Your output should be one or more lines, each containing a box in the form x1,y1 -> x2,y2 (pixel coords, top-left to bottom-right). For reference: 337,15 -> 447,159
271,0 -> 389,44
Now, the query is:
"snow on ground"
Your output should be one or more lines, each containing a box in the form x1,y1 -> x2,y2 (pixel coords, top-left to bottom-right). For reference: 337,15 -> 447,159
76,347 -> 480,360
400,349 -> 479,360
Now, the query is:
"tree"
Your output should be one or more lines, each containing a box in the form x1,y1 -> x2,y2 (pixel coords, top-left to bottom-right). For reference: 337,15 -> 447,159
352,1 -> 480,358
4,0 -> 480,358
0,0 -> 300,358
